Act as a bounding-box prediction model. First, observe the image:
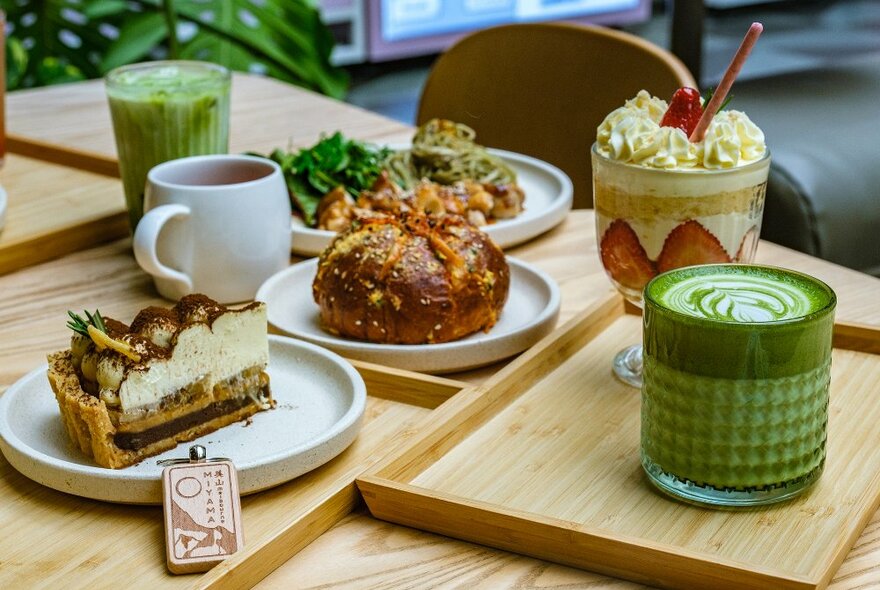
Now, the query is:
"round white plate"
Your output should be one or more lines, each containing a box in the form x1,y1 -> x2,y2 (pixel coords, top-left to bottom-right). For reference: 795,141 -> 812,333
291,148 -> 573,256
256,257 -> 561,374
0,336 -> 366,505
0,183 -> 7,233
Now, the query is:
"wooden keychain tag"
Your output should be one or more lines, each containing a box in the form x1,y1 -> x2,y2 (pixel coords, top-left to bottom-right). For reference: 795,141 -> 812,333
160,445 -> 244,574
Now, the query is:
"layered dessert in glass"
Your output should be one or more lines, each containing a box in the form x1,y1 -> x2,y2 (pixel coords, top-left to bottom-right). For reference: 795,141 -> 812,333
593,90 -> 770,305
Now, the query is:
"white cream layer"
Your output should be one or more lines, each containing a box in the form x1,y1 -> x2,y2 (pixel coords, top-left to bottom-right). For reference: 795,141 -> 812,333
596,211 -> 760,261
109,306 -> 268,412
596,90 -> 767,170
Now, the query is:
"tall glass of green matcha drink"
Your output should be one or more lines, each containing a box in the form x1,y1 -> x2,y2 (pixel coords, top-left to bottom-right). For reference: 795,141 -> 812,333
641,264 -> 836,507
106,61 -> 231,231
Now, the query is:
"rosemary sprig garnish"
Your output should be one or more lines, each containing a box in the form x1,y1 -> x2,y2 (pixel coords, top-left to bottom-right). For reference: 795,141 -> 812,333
66,309 -> 141,361
67,310 -> 107,337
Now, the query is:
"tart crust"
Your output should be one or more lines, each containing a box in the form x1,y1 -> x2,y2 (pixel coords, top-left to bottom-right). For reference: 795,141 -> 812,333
48,350 -> 269,469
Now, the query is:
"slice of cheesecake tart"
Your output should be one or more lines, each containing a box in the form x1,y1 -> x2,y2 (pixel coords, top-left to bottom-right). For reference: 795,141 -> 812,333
48,294 -> 273,469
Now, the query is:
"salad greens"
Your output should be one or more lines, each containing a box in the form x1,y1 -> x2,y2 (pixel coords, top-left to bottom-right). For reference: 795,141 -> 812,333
263,133 -> 391,227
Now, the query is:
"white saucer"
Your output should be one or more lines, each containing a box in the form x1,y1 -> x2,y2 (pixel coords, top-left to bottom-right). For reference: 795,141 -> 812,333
0,336 -> 366,504
256,257 -> 561,374
291,149 -> 573,256
0,184 -> 7,232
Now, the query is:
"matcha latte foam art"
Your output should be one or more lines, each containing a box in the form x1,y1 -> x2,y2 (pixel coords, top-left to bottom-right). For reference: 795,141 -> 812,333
651,267 -> 824,323
641,264 -> 836,507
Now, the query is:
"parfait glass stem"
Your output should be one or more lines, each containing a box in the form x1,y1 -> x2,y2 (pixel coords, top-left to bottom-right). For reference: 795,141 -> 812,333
591,143 -> 769,391
613,343 -> 644,388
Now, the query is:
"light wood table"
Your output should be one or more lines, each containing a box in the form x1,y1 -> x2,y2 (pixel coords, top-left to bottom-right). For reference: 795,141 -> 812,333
4,77 -> 880,588
6,73 -> 413,178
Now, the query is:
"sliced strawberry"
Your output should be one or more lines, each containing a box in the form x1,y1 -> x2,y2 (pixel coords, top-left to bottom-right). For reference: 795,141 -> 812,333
660,87 -> 703,137
656,220 -> 731,273
735,225 -> 759,261
600,219 -> 656,290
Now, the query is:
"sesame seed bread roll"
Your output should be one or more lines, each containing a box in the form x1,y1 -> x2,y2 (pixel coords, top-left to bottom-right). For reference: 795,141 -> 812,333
312,212 -> 509,344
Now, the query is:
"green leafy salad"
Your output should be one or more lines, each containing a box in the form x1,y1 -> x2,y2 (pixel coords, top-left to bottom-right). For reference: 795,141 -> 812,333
262,133 -> 391,227
260,120 -> 517,228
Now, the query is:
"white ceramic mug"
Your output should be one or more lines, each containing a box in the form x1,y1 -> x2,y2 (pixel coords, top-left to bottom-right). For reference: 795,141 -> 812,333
134,155 -> 291,303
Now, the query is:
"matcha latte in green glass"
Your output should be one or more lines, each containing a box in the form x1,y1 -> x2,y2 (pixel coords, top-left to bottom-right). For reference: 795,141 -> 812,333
641,264 -> 836,507
106,61 -> 231,231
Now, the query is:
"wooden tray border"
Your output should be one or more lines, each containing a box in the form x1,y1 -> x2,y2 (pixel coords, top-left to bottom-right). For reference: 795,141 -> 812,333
191,359 -> 467,590
357,293 -> 880,590
8,134 -> 121,179
0,153 -> 130,276
0,359 -> 465,590
3,132 -> 126,275
0,211 -> 129,276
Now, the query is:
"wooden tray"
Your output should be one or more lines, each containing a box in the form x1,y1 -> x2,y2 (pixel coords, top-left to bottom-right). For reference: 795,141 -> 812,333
0,155 -> 128,275
0,361 -> 465,589
358,293 -> 880,590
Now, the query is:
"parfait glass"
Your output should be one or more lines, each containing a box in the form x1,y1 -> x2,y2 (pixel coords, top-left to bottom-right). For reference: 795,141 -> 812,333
591,144 -> 770,387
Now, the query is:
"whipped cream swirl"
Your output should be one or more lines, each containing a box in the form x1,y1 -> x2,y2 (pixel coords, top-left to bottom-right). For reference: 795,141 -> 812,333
655,275 -> 815,323
596,90 -> 766,170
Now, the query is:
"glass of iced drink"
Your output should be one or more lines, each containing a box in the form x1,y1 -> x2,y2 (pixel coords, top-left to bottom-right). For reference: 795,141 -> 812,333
106,61 -> 231,231
641,264 -> 835,506
592,90 -> 770,387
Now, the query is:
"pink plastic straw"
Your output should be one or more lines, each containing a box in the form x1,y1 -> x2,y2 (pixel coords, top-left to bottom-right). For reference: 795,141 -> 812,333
690,22 -> 764,143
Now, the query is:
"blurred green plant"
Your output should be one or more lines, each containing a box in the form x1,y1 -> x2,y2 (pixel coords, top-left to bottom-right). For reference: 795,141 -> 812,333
2,0 -> 347,98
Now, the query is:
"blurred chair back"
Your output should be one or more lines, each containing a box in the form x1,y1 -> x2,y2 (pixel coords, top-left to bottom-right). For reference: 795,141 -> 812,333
418,23 -> 695,209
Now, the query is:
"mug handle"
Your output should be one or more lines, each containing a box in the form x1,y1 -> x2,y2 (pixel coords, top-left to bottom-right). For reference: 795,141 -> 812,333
133,204 -> 194,294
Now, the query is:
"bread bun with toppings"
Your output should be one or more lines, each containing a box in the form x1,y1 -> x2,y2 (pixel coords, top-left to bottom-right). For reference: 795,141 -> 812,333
312,212 -> 509,344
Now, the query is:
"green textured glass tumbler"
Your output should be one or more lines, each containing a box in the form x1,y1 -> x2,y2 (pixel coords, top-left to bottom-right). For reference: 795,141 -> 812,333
640,264 -> 836,507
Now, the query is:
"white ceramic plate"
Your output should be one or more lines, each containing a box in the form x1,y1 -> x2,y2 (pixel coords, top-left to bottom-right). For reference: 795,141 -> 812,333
256,257 -> 561,374
0,336 -> 366,505
290,148 -> 573,256
0,183 -> 7,233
